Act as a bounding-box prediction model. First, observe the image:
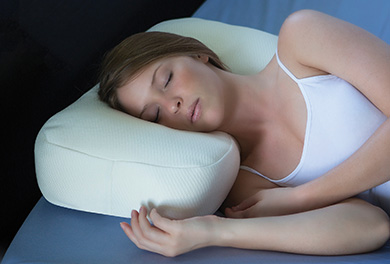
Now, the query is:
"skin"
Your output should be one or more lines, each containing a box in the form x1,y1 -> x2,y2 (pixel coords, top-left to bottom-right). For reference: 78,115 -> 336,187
118,10 -> 390,257
118,54 -> 230,132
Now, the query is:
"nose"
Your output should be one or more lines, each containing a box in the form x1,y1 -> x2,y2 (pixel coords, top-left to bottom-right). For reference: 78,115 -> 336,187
172,98 -> 182,113
161,97 -> 182,114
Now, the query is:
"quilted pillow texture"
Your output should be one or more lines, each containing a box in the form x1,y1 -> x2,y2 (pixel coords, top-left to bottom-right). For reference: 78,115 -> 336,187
35,18 -> 277,219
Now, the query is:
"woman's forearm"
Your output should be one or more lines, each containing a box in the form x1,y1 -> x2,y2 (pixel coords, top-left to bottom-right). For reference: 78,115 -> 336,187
297,118 -> 390,210
217,199 -> 389,254
121,199 -> 388,257
215,198 -> 389,255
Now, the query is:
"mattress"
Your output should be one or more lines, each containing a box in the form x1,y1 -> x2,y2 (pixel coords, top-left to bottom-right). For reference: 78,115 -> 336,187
3,0 -> 390,263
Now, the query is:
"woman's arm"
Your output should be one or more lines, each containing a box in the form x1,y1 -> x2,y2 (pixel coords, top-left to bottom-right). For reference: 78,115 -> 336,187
229,10 -> 390,217
298,119 -> 390,211
121,198 -> 389,257
281,10 -> 390,212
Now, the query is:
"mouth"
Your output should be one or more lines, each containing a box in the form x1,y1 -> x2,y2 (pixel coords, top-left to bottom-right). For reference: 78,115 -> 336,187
187,98 -> 201,123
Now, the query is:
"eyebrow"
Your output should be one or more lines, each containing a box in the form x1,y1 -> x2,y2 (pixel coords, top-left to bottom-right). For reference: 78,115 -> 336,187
139,64 -> 161,118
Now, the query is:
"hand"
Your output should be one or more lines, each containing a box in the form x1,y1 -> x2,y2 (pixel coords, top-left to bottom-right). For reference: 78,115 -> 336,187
225,187 -> 304,218
120,206 -> 219,257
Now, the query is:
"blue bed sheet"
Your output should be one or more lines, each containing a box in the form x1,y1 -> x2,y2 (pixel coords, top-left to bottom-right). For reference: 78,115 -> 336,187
3,1 -> 390,263
2,198 -> 390,264
193,0 -> 390,44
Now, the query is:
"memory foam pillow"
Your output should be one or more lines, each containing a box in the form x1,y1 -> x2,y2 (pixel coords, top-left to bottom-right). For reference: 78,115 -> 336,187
35,18 -> 278,219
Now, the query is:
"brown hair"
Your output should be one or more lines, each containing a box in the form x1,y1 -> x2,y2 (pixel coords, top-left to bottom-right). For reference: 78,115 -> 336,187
98,31 -> 228,110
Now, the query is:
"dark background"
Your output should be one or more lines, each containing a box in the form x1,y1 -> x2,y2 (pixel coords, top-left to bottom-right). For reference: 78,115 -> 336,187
1,0 -> 204,258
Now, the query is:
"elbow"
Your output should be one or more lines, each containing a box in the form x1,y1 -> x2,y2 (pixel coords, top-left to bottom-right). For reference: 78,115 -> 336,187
343,199 -> 390,254
366,206 -> 390,252
375,210 -> 390,248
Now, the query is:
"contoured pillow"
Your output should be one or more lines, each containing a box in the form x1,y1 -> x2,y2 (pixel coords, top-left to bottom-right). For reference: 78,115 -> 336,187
35,18 -> 278,219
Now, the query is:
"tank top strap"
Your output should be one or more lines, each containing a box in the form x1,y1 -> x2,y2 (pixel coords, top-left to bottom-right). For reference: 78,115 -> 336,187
275,50 -> 300,83
239,165 -> 279,183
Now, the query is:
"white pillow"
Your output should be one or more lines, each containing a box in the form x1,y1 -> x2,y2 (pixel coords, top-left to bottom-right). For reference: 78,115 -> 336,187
148,18 -> 278,75
35,18 -> 277,219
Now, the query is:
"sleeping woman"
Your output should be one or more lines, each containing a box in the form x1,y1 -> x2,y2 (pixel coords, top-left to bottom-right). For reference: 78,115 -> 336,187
98,10 -> 390,257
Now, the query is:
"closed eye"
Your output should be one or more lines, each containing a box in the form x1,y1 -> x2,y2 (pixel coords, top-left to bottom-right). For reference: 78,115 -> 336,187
165,72 -> 172,87
153,107 -> 160,123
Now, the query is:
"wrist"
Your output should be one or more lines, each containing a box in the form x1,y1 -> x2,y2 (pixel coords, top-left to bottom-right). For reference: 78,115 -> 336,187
292,184 -> 313,212
199,215 -> 225,248
211,216 -> 236,248
294,182 -> 334,212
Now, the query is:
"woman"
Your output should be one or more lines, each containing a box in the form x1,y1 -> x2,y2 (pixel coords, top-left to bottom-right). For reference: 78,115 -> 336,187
99,10 -> 390,257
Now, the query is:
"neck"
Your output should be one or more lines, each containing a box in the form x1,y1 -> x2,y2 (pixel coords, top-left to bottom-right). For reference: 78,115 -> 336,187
216,68 -> 277,159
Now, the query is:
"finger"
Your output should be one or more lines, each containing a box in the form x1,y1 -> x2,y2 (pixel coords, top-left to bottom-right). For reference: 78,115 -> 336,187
225,207 -> 245,218
120,221 -> 140,245
138,206 -> 168,242
226,205 -> 257,218
149,208 -> 175,232
138,206 -> 152,231
130,210 -> 164,252
232,195 -> 258,212
129,210 -> 144,246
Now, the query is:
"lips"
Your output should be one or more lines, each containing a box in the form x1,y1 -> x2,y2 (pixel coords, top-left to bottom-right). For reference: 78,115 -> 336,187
187,98 -> 201,123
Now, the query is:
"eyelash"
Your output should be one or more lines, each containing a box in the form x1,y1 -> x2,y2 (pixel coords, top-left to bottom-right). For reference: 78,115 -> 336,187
165,72 -> 172,88
153,107 -> 160,123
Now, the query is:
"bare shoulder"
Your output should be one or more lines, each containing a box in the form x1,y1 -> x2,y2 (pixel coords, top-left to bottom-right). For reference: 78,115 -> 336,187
278,9 -> 322,44
277,10 -> 330,78
277,9 -> 390,115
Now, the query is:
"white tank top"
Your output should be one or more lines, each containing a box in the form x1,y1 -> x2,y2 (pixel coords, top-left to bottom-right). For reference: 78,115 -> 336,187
240,51 -> 390,214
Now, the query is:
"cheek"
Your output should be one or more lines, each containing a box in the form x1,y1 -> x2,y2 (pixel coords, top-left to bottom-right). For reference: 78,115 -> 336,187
205,108 -> 224,130
199,99 -> 225,132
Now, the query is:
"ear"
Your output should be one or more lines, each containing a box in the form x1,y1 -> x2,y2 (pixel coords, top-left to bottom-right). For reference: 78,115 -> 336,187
197,54 -> 209,63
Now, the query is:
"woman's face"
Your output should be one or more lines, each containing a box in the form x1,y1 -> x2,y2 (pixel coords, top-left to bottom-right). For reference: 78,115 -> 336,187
117,55 -> 226,132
